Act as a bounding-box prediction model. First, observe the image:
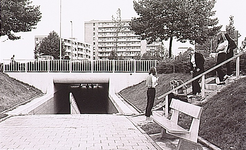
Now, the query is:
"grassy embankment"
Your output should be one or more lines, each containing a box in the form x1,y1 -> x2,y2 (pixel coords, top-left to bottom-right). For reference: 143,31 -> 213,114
119,73 -> 246,150
0,72 -> 43,118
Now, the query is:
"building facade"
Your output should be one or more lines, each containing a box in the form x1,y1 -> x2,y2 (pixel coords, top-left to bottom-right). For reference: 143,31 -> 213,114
35,35 -> 92,60
84,20 -> 163,60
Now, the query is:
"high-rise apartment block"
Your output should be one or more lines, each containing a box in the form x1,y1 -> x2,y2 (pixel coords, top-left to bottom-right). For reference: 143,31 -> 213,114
84,20 -> 162,60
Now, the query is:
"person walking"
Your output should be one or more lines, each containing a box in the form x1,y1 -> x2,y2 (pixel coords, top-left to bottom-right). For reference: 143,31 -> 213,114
215,32 -> 229,85
145,67 -> 158,121
188,47 -> 205,96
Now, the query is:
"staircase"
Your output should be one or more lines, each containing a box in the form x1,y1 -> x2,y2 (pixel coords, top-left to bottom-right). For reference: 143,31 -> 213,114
154,50 -> 246,116
189,75 -> 239,106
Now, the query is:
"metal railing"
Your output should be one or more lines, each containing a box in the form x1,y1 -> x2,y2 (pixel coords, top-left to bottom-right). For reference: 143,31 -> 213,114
156,50 -> 245,117
3,59 -> 157,73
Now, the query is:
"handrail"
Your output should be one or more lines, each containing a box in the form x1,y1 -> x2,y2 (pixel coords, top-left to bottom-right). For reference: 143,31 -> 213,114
157,50 -> 245,100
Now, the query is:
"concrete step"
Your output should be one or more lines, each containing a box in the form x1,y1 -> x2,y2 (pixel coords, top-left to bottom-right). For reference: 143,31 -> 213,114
205,84 -> 217,90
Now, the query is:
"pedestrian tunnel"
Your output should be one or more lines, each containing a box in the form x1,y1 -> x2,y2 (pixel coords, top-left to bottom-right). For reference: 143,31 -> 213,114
54,82 -> 118,114
5,73 -> 147,116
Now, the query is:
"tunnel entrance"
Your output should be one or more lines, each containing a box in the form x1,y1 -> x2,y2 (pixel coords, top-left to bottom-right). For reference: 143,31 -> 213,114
54,83 -> 118,114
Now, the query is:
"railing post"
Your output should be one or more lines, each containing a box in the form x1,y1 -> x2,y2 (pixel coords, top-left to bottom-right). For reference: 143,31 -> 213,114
3,62 -> 5,72
47,60 -> 50,73
91,60 -> 94,73
134,60 -> 136,73
236,55 -> 240,79
165,95 -> 169,118
201,75 -> 205,98
69,60 -> 72,73
25,62 -> 27,73
112,60 -> 115,73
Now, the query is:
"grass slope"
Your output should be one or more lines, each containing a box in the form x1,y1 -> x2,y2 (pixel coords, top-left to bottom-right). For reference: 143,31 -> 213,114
119,73 -> 191,111
120,73 -> 246,150
0,72 -> 43,113
199,77 -> 246,149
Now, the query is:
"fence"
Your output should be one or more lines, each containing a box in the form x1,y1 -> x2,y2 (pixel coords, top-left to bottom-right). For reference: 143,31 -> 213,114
3,59 -> 157,73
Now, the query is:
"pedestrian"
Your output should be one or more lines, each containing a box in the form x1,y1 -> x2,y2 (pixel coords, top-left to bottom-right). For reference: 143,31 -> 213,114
145,67 -> 158,121
224,33 -> 237,77
215,32 -> 228,85
11,55 -> 15,63
188,47 -> 205,96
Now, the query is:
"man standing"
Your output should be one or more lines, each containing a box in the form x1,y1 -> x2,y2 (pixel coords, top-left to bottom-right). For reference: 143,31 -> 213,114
145,67 -> 158,121
189,47 -> 205,96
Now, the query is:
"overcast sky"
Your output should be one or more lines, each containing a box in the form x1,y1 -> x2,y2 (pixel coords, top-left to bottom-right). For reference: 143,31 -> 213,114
1,0 -> 246,61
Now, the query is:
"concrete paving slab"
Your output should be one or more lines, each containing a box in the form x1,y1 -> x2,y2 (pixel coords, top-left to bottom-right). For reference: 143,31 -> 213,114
0,114 -> 159,150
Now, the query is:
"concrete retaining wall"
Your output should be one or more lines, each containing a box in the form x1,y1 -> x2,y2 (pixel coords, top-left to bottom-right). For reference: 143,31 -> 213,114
6,72 -> 147,115
6,73 -> 148,94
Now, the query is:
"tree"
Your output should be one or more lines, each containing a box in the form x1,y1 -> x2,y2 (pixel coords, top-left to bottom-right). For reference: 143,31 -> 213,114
35,31 -> 65,59
130,0 -> 221,58
226,15 -> 241,45
111,8 -> 126,60
0,0 -> 42,40
141,43 -> 167,60
108,49 -> 118,60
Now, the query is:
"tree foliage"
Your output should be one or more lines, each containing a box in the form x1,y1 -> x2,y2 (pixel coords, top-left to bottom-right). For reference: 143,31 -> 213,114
108,50 -> 118,60
130,0 -> 221,57
0,0 -> 42,40
141,44 -> 167,60
226,15 -> 241,45
111,8 -> 126,59
35,31 -> 65,59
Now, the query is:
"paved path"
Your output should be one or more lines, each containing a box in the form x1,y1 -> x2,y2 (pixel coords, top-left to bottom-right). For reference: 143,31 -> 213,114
0,114 -> 160,150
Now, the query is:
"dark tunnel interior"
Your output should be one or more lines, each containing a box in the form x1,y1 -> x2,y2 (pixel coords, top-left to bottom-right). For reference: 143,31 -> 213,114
54,83 -> 118,114
71,83 -> 109,114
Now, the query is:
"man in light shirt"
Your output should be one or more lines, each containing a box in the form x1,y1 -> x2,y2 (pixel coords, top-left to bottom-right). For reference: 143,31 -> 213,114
145,67 -> 158,121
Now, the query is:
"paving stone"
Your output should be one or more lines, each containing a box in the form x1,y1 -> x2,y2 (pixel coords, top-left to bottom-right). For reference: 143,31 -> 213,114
0,114 -> 158,150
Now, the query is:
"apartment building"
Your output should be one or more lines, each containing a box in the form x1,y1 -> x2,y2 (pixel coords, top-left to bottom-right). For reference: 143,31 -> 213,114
84,20 -> 162,60
35,35 -> 92,60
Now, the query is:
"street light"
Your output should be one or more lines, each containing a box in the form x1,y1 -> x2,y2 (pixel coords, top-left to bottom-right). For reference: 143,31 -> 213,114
59,0 -> 62,60
70,21 -> 74,61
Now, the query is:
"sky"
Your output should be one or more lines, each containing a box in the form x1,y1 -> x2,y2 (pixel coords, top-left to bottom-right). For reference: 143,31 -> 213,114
1,0 -> 246,61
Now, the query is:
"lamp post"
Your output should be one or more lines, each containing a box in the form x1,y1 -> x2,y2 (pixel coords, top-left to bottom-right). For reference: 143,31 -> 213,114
59,0 -> 62,60
70,21 -> 74,61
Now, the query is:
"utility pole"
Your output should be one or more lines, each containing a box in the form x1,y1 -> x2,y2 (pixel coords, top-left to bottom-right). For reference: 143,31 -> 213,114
70,21 -> 74,61
59,0 -> 62,60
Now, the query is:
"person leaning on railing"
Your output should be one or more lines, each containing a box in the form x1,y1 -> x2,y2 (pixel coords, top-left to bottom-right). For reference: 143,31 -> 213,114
215,32 -> 230,85
225,33 -> 237,77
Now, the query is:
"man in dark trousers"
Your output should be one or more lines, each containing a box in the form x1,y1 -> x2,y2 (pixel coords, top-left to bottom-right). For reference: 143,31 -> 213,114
225,33 -> 237,77
188,47 -> 205,96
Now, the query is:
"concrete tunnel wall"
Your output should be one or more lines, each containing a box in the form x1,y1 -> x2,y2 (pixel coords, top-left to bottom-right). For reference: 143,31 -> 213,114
6,73 -> 148,115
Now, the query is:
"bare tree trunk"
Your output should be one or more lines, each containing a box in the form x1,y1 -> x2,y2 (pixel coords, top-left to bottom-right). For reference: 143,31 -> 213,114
169,37 -> 173,58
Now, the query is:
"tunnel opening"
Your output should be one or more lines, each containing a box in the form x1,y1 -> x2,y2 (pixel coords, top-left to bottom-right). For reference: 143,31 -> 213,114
54,83 -> 118,114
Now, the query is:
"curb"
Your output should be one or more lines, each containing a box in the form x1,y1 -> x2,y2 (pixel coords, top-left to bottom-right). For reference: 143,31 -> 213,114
198,137 -> 221,150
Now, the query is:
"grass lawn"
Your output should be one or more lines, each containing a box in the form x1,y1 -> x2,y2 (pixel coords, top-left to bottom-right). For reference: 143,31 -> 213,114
120,73 -> 246,150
